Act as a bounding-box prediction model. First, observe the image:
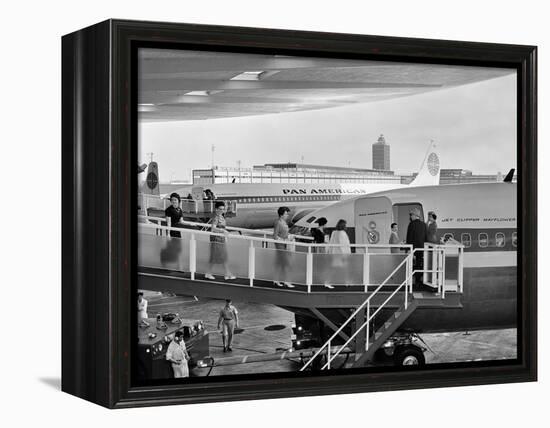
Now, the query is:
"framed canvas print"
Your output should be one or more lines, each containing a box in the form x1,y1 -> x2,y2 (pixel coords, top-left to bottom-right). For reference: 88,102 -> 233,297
62,19 -> 537,408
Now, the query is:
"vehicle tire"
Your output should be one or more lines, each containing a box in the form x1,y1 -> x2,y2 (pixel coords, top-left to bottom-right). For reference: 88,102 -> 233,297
394,345 -> 425,367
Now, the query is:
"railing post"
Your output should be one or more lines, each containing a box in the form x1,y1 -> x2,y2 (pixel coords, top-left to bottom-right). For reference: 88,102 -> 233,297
306,247 -> 313,293
363,247 -> 370,293
407,251 -> 413,294
441,248 -> 446,299
423,245 -> 429,285
249,240 -> 255,287
190,233 -> 196,280
327,340 -> 331,369
366,301 -> 370,351
405,273 -> 408,310
458,247 -> 464,293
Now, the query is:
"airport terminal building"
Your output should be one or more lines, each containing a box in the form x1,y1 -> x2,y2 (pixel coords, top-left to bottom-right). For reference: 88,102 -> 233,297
192,163 -> 400,185
191,165 -> 509,186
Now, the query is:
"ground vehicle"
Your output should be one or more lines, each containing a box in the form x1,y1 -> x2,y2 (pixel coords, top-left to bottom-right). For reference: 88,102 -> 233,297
137,317 -> 209,379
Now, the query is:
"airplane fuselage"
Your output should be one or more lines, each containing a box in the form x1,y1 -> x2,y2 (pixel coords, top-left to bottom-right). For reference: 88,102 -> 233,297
175,182 -> 408,229
293,182 -> 517,333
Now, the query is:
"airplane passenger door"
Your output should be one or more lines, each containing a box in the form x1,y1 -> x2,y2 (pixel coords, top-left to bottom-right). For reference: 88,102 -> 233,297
354,196 -> 393,253
392,203 -> 424,244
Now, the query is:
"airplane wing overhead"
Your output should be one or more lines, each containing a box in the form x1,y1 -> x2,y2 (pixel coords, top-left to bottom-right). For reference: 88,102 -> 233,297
409,140 -> 440,187
138,49 -> 514,122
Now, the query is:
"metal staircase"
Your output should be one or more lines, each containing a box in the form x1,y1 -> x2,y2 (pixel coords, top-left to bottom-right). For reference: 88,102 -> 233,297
350,300 -> 418,367
300,245 -> 463,371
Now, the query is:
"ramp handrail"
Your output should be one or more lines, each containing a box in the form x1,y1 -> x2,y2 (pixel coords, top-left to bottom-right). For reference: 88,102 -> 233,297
138,216 -> 413,291
139,215 -> 410,251
423,242 -> 464,294
141,214 -> 314,241
138,220 -> 411,253
139,193 -> 238,216
300,245 -> 457,371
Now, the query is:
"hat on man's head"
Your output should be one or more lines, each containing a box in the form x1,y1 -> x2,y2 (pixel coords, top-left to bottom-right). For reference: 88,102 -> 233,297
409,208 -> 421,217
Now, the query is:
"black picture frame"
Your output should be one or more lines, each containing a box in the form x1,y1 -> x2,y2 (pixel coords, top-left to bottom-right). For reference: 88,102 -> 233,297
62,19 -> 537,408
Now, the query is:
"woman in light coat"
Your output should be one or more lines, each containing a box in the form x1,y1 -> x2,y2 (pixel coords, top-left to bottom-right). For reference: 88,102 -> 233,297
326,219 -> 352,287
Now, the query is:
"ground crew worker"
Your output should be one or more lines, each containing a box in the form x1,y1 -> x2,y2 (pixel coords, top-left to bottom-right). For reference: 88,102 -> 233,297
218,299 -> 239,352
137,292 -> 148,322
166,330 -> 190,378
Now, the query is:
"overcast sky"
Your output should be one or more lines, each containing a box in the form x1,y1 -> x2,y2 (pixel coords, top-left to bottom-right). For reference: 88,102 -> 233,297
139,73 -> 516,182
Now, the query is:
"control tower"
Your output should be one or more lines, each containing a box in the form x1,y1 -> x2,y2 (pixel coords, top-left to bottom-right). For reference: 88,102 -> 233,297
372,134 -> 390,170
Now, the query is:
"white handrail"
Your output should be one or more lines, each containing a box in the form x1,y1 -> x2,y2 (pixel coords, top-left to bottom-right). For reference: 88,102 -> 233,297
139,217 -> 417,291
300,253 -> 412,371
139,215 -> 410,252
320,273 -> 413,370
143,214 -> 315,241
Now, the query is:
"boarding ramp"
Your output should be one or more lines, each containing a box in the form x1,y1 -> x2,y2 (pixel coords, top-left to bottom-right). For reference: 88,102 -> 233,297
138,216 -> 462,310
138,216 -> 415,296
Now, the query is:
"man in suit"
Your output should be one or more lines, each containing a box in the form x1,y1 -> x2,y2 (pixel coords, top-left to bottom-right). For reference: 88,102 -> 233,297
406,208 -> 427,288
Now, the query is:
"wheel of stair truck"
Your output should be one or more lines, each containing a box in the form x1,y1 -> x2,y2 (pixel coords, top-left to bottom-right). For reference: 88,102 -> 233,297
394,345 -> 426,367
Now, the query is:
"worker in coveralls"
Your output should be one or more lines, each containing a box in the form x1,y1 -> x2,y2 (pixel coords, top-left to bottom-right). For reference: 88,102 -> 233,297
218,299 -> 239,352
165,330 -> 190,378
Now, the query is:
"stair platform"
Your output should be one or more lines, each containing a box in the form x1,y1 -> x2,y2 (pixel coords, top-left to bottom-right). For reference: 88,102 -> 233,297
138,267 -> 462,309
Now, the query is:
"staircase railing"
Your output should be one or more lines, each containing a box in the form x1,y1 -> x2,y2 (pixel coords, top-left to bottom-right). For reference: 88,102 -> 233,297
300,246 -> 452,371
300,252 -> 414,371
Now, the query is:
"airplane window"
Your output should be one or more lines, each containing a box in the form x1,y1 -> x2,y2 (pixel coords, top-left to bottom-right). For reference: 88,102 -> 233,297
306,216 -> 316,223
461,233 -> 471,248
495,232 -> 505,247
512,232 -> 518,247
479,233 -> 488,248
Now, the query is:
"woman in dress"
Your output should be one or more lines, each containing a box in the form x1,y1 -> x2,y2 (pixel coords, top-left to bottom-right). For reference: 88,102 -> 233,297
164,192 -> 184,238
327,219 -> 352,287
205,201 -> 236,281
273,206 -> 294,288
